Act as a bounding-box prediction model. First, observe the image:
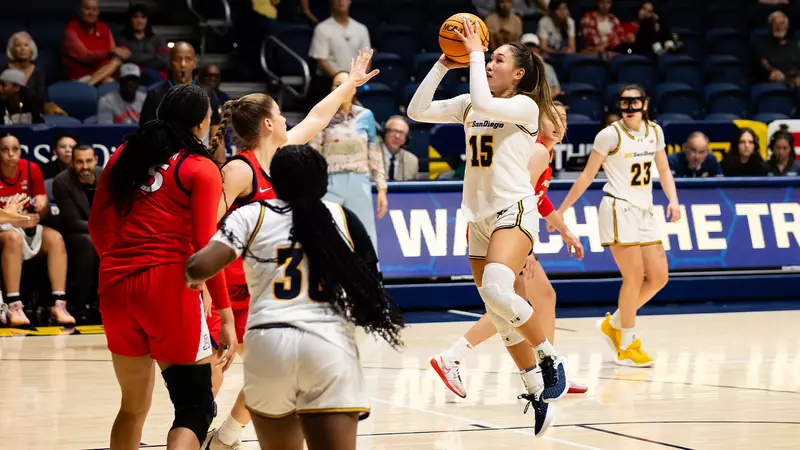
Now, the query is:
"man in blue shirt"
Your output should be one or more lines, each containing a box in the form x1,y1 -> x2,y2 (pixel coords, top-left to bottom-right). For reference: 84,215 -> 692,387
669,132 -> 723,178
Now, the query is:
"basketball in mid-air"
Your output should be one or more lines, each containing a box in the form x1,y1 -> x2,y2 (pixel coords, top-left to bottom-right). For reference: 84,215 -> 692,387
438,13 -> 490,64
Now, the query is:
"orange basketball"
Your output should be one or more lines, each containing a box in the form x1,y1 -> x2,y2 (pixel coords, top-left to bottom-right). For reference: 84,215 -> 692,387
439,13 -> 490,64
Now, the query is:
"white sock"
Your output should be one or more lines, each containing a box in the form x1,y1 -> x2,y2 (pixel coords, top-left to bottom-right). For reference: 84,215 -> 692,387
520,366 -> 543,395
217,413 -> 247,446
444,336 -> 473,362
609,309 -> 621,330
621,328 -> 636,350
535,338 -> 557,361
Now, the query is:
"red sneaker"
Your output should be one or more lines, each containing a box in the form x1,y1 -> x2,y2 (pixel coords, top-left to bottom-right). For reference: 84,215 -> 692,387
568,380 -> 588,394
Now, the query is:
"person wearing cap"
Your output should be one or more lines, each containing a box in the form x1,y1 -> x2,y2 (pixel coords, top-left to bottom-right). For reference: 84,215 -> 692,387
485,0 -> 523,51
521,34 -> 562,98
97,63 -> 146,125
0,68 -> 44,124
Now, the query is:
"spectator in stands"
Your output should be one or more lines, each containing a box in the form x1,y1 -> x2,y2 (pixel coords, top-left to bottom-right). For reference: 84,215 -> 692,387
722,128 -> 768,177
139,42 -> 223,160
301,0 -> 329,25
0,135 -> 72,326
4,32 -> 68,117
309,0 -> 370,78
486,0 -> 523,51
767,125 -> 799,176
199,63 -> 230,103
580,0 -> 625,57
756,11 -> 800,86
115,3 -> 168,85
380,115 -> 418,181
62,0 -> 130,86
537,0 -> 576,55
0,69 -> 44,125
98,64 -> 146,125
521,33 -> 562,98
310,71 -> 388,248
41,134 -> 78,180
53,144 -> 101,323
669,132 -> 722,178
474,0 -> 548,18
622,1 -> 677,58
604,111 -> 621,126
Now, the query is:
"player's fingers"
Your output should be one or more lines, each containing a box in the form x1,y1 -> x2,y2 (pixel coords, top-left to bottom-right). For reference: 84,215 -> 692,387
367,69 -> 380,78
223,346 -> 236,371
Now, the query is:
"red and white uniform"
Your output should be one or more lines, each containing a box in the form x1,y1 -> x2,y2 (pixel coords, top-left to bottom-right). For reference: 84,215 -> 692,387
89,146 -> 230,365
207,150 -> 276,344
0,159 -> 45,208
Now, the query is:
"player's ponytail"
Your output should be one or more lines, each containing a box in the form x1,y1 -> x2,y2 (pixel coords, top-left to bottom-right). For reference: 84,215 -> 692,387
506,42 -> 562,137
220,145 -> 405,348
107,84 -> 217,216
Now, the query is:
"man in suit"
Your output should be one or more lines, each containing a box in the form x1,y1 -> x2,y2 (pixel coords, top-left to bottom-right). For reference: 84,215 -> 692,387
381,115 -> 419,181
53,144 -> 101,322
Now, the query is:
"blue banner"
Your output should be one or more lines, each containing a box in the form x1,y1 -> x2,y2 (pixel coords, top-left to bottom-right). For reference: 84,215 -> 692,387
375,179 -> 800,279
0,124 -> 134,167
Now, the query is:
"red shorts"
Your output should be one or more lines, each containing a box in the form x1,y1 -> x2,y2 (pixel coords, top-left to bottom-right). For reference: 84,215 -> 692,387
207,284 -> 250,345
100,264 -> 213,365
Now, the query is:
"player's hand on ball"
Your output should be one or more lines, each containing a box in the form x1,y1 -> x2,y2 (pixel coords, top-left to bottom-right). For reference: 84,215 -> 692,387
347,48 -> 380,87
437,54 -> 469,70
454,16 -> 487,54
666,202 -> 681,222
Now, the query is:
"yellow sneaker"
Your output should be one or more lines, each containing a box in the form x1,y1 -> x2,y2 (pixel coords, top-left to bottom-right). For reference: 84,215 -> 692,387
616,339 -> 654,367
596,313 -> 621,355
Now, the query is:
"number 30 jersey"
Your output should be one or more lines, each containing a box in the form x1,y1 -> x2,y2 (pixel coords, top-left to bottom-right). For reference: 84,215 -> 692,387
592,120 -> 666,210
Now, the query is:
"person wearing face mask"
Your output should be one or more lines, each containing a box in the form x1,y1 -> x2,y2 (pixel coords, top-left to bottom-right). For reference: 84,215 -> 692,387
380,115 -> 418,182
668,132 -> 722,178
41,133 -> 78,180
722,128 -> 768,177
766,125 -> 799,176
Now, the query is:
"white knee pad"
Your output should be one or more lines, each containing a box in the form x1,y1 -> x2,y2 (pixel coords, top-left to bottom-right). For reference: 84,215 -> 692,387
486,308 -> 525,347
479,263 -> 533,327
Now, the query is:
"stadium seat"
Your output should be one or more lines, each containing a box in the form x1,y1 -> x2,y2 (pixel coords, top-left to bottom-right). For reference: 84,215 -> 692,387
0,22 -> 26,49
750,28 -> 770,46
28,22 -> 66,49
452,83 -> 470,96
97,81 -> 120,99
706,29 -> 750,62
408,121 -> 433,159
413,53 -> 463,88
658,54 -> 702,90
402,82 -> 451,106
655,83 -> 702,118
43,115 -> 82,125
371,53 -> 411,92
656,113 -> 693,123
704,55 -> 747,87
751,83 -> 798,117
674,29 -> 704,61
272,24 -> 313,77
375,26 -> 422,63
34,49 -> 61,84
707,5 -> 748,33
751,112 -> 789,123
705,83 -> 748,118
611,54 -> 657,91
358,83 -> 397,124
561,83 -> 604,120
566,113 -> 593,123
703,113 -> 741,121
48,81 -> 99,121
349,2 -> 379,29
384,1 -> 426,30
605,83 -> 626,108
563,54 -> 609,90
664,5 -> 702,30
83,115 -> 98,124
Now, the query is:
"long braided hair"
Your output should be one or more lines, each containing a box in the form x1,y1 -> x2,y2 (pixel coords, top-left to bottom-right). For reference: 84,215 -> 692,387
219,145 -> 405,348
107,84 -> 218,216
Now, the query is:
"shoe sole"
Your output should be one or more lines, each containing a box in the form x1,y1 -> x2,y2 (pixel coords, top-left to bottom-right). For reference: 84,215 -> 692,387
534,403 -> 556,437
596,318 -> 619,357
614,358 -> 655,368
568,385 -> 588,394
542,364 -> 569,403
429,357 -> 467,398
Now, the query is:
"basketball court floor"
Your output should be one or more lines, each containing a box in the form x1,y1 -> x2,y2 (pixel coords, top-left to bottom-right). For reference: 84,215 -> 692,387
1,309 -> 799,449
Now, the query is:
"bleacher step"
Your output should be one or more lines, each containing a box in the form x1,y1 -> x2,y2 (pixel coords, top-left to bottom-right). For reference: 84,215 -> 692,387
219,82 -> 268,100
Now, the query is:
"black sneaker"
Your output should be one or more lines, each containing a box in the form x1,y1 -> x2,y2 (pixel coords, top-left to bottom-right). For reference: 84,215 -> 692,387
539,355 -> 568,402
518,392 -> 556,437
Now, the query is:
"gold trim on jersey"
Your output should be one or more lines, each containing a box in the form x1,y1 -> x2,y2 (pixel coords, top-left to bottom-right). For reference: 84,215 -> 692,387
616,119 -> 649,141
492,200 -> 535,249
463,103 -> 473,123
600,197 -> 655,247
640,240 -> 663,246
335,204 -> 354,247
246,406 -> 297,419
516,124 -> 538,137
297,407 -> 371,415
608,124 -> 622,156
245,204 -> 266,252
468,255 -> 487,260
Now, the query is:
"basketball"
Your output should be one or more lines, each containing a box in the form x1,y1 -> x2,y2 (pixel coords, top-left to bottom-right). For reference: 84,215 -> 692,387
438,13 -> 490,64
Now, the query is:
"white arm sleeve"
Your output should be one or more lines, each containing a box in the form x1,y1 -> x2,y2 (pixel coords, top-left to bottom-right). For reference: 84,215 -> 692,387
468,51 -> 539,124
407,62 -> 467,124
592,125 -> 621,156
212,205 -> 260,257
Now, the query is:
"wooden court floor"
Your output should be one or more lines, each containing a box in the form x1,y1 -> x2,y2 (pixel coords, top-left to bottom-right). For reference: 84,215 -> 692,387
1,310 -> 799,449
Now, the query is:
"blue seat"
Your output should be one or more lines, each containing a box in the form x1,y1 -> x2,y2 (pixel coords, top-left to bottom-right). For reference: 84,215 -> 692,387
375,26 -> 422,63
706,29 -> 750,62
349,2 -> 379,29
611,55 -> 657,90
750,28 -> 770,46
707,6 -> 748,33
655,83 -> 702,118
83,115 -> 98,124
704,83 -> 747,118
0,22 -> 26,49
413,53 -> 464,88
562,83 -> 604,120
97,81 -> 120,99
704,55 -> 747,87
28,22 -> 65,49
664,5 -> 702,30
402,82 -> 451,106
751,83 -> 798,117
272,25 -> 313,76
43,115 -> 82,125
674,29 -> 704,61
658,54 -> 702,90
752,112 -> 789,123
358,83 -> 397,124
566,113 -> 593,123
384,1 -> 426,30
48,81 -> 98,121
371,53 -> 411,91
563,55 -> 609,90
703,113 -> 741,121
656,113 -> 693,123
605,83 -> 627,108
408,121 -> 432,159
452,83 -> 470,96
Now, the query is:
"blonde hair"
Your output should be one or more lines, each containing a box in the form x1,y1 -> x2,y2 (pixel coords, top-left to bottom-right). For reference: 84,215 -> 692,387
6,32 -> 38,62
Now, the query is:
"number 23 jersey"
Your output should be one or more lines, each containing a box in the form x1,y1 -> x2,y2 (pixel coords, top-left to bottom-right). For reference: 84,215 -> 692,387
593,120 -> 666,209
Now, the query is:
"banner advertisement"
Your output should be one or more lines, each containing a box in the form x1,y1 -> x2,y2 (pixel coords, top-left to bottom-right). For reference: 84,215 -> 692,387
375,180 -> 800,280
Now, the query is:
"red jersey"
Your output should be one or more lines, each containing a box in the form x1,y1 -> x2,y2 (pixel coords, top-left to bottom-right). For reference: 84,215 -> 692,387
0,159 -> 45,208
89,146 -> 230,309
534,143 -> 555,217
223,150 -> 276,287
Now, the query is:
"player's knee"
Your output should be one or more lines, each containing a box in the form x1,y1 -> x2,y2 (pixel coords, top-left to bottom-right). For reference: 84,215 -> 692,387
479,263 -> 532,326
645,268 -> 668,290
0,230 -> 22,250
162,363 -> 216,444
42,227 -> 66,254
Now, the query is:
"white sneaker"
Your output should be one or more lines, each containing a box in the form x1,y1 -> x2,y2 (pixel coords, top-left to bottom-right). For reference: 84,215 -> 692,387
430,354 -> 466,398
202,428 -> 240,450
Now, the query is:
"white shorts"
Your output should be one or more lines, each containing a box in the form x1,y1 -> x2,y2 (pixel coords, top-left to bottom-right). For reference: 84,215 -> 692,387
243,325 -> 370,419
0,224 -> 42,260
599,195 -> 664,247
468,195 -> 539,260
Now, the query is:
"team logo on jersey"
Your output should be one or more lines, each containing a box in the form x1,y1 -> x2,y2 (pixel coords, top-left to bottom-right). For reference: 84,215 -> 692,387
471,120 -> 505,129
202,333 -> 211,351
625,150 -> 656,159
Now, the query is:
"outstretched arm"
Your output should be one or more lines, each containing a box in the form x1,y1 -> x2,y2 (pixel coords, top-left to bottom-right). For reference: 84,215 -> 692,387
286,49 -> 379,145
407,56 -> 468,124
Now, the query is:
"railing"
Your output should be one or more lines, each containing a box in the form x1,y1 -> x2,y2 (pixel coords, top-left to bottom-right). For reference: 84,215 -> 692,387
259,36 -> 312,105
185,0 -> 232,62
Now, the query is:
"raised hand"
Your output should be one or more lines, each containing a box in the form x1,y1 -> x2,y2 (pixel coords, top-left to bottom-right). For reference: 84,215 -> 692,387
453,16 -> 486,54
437,53 -> 469,70
346,48 -> 380,87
